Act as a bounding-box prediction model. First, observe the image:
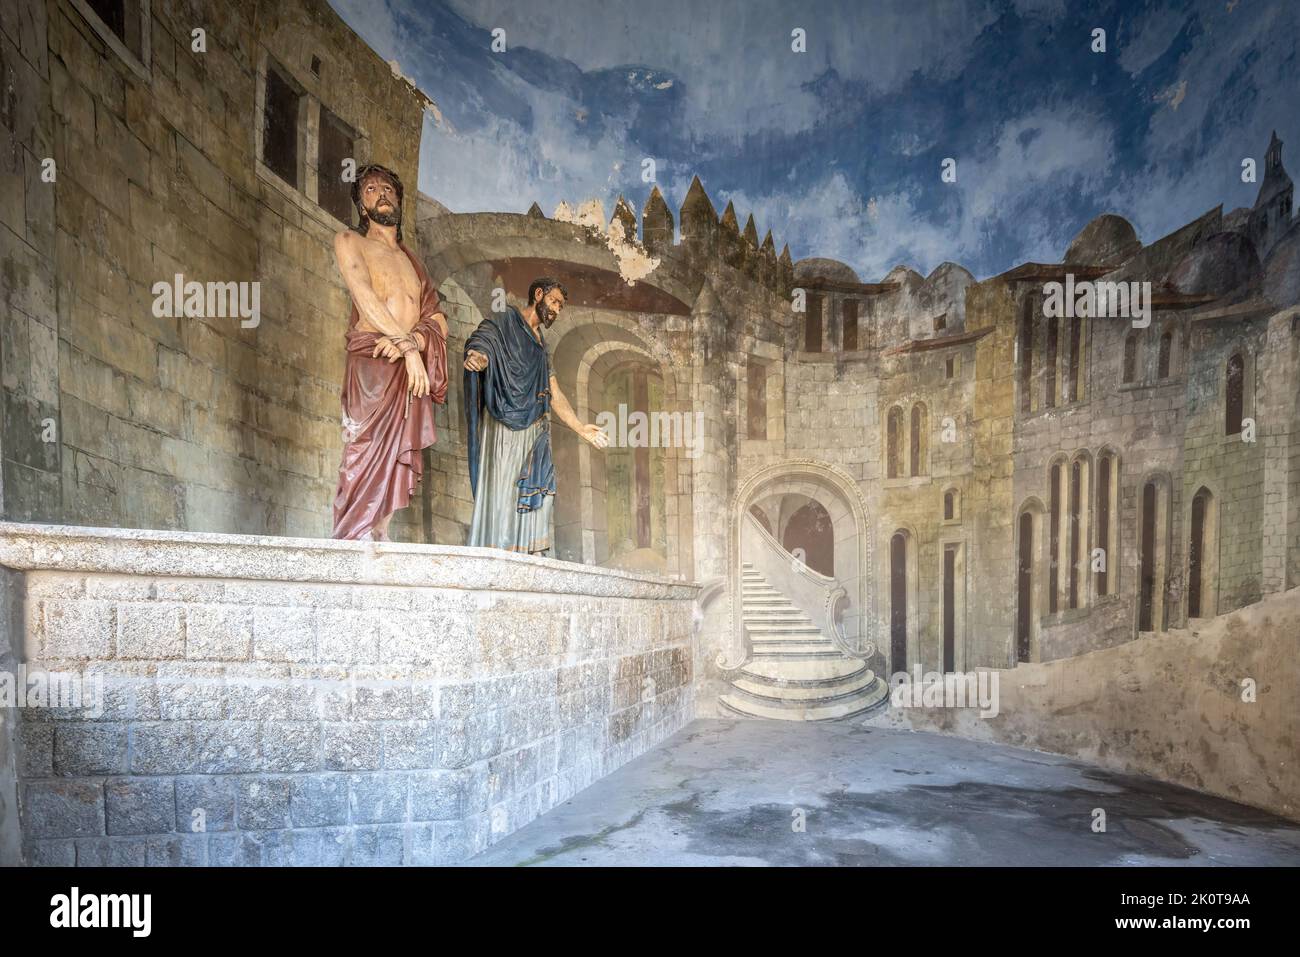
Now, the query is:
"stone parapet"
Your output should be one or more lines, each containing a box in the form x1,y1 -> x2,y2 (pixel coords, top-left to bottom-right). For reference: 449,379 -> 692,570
0,524 -> 697,866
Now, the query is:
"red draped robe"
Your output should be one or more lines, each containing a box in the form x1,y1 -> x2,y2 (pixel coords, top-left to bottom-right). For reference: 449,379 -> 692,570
331,245 -> 448,540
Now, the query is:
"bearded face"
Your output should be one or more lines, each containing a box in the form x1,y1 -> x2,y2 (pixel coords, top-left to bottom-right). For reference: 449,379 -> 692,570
357,173 -> 402,231
535,289 -> 565,327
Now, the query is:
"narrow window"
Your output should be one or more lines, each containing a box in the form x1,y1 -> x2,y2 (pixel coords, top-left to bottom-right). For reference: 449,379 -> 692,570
805,295 -> 823,352
88,0 -> 127,40
1158,330 -> 1173,379
1068,461 -> 1081,609
943,544 -> 957,672
945,356 -> 955,379
1049,463 -> 1061,613
746,359 -> 767,440
1188,490 -> 1206,618
1122,333 -> 1138,384
1067,316 -> 1082,401
935,312 -> 947,332
1096,456 -> 1111,596
1044,317 -> 1058,408
1017,511 -> 1034,662
264,64 -> 302,187
890,533 -> 908,671
1019,297 -> 1034,412
910,404 -> 926,477
887,407 -> 902,479
1139,482 -> 1157,631
943,490 -> 955,521
317,106 -> 356,223
1225,353 -> 1244,436
842,299 -> 858,352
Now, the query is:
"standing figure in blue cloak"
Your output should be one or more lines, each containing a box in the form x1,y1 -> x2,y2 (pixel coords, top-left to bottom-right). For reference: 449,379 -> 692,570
463,277 -> 609,555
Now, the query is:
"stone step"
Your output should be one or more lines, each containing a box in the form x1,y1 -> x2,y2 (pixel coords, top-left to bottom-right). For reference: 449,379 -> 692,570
743,609 -> 810,620
749,643 -> 843,658
741,657 -> 869,684
731,669 -> 878,702
718,685 -> 887,722
746,622 -> 824,635
750,633 -> 830,646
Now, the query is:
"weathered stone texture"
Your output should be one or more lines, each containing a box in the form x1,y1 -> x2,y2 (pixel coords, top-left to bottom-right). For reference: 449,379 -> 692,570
4,524 -> 696,865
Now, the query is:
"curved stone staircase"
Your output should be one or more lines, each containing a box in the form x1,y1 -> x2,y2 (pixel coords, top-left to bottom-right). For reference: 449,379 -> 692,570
718,563 -> 888,721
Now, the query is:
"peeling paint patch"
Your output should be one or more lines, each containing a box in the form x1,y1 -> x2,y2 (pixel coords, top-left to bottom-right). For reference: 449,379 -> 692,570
552,199 -> 661,285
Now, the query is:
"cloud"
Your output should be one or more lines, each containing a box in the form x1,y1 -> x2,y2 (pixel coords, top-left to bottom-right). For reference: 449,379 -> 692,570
328,0 -> 1299,280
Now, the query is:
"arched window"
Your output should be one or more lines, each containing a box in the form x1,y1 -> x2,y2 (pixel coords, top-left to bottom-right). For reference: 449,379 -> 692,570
1138,476 -> 1171,632
1157,329 -> 1173,378
1188,487 -> 1218,618
1095,451 -> 1119,597
1066,454 -> 1091,610
1067,315 -> 1083,402
886,406 -> 903,478
1044,316 -> 1059,408
910,403 -> 927,477
1225,353 -> 1244,436
1048,461 -> 1062,613
1016,508 -> 1037,662
890,531 -> 909,671
943,488 -> 958,522
1122,333 -> 1138,384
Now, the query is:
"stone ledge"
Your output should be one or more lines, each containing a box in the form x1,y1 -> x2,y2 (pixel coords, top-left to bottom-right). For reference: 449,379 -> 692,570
0,523 -> 699,600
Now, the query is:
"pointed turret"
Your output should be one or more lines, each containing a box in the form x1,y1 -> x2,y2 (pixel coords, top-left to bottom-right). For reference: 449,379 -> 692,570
720,201 -> 740,235
526,201 -> 545,218
611,195 -> 637,243
760,230 -> 776,259
679,175 -> 718,249
642,185 -> 674,255
778,244 -> 794,295
1250,130 -> 1295,259
741,213 -> 759,248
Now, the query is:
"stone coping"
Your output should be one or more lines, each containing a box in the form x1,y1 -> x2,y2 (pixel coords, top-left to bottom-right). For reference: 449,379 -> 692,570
0,523 -> 699,600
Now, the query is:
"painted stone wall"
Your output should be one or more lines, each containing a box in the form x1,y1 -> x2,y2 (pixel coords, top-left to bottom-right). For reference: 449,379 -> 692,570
867,582 -> 1300,824
0,523 -> 696,865
2,0 -> 429,539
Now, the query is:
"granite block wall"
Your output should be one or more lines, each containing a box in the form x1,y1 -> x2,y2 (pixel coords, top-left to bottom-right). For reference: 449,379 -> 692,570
0,523 -> 697,865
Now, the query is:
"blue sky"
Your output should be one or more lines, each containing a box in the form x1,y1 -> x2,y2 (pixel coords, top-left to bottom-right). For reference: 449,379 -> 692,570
328,0 -> 1298,281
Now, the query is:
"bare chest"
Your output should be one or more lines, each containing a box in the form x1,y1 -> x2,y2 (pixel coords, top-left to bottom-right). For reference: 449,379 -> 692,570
359,243 -> 420,303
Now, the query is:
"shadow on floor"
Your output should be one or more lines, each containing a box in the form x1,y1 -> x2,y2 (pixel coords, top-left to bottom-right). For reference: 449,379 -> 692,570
466,718 -> 1300,866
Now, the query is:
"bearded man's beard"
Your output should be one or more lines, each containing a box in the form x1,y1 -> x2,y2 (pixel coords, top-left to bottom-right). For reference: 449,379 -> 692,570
365,201 -> 401,228
536,299 -> 557,327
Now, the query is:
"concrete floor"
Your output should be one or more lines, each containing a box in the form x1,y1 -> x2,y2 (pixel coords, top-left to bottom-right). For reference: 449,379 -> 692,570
467,719 -> 1300,866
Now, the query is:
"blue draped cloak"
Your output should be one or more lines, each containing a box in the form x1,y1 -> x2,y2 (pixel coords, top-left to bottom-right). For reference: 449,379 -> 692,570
464,306 -> 555,511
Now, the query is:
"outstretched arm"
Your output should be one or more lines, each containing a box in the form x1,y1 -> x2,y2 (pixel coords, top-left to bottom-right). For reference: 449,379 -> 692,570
549,375 -> 609,450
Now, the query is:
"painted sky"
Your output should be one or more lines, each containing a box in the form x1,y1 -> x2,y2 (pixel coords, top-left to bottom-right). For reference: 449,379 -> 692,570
327,0 -> 1298,281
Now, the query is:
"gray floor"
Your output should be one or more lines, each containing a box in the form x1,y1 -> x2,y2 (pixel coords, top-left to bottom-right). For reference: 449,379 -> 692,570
467,718 -> 1300,866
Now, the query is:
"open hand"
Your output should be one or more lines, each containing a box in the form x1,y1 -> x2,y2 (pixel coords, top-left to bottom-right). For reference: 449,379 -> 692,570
464,349 -> 489,372
372,337 -> 403,362
580,423 -> 610,450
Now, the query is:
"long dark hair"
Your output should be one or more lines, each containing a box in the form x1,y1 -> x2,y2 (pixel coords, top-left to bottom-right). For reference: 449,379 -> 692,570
351,164 -> 405,242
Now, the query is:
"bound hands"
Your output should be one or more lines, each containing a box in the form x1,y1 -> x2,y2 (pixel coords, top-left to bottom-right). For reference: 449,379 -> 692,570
371,335 -> 430,398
